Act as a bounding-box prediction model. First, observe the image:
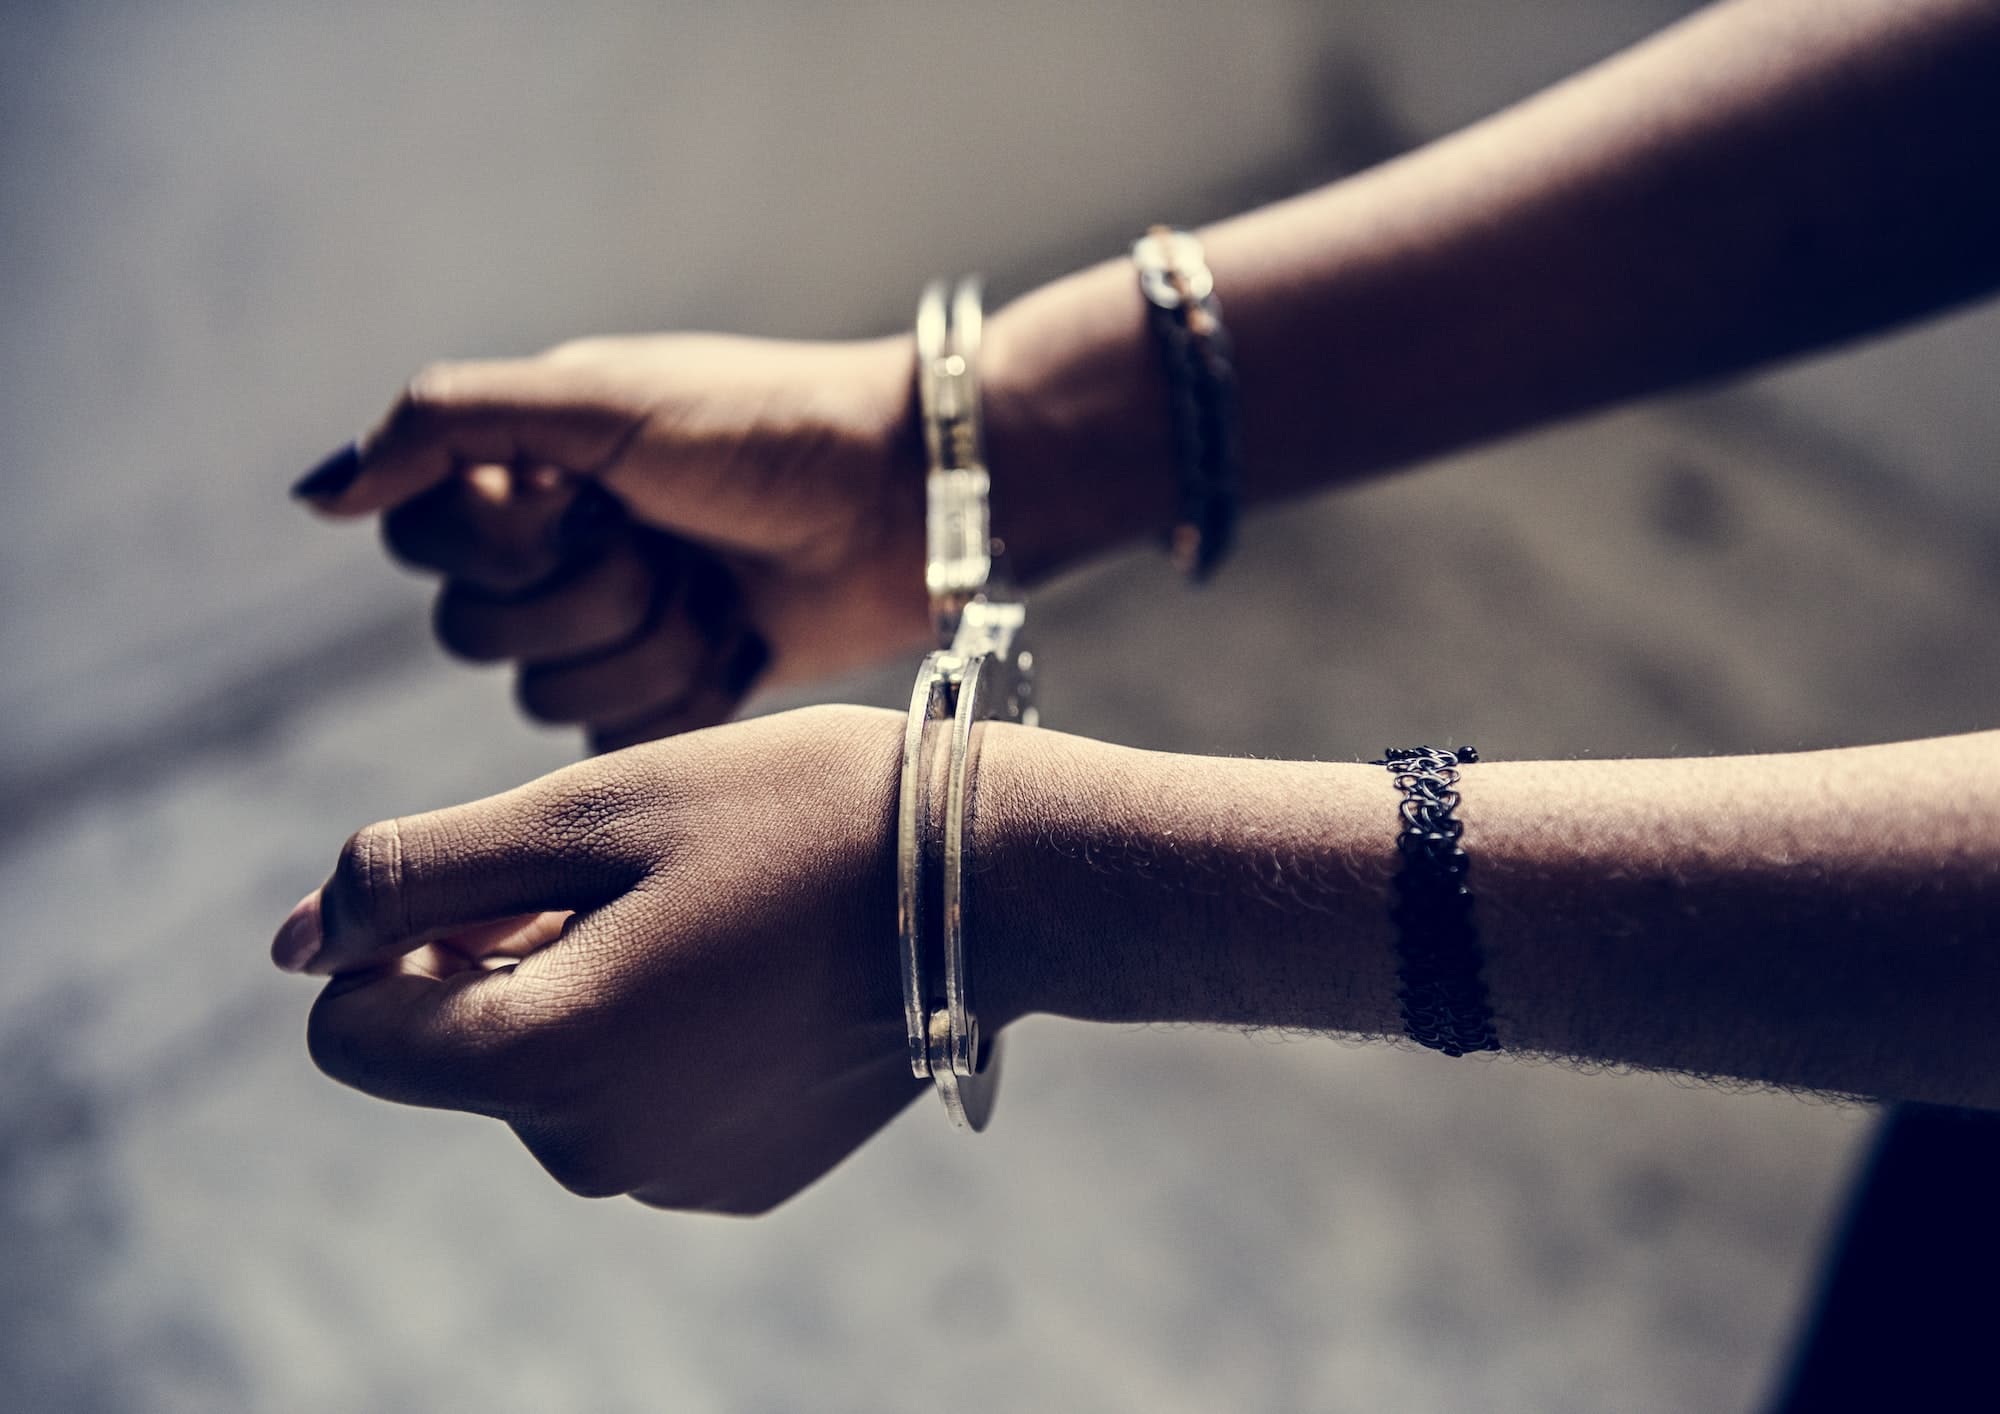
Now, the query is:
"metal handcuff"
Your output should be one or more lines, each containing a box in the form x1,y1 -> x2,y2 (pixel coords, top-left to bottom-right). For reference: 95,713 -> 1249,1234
896,277 -> 1036,1131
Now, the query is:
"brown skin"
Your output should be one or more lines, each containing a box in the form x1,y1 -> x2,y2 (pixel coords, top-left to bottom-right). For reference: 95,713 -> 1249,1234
305,0 -> 2000,738
285,709 -> 2000,1213
287,0 -> 2000,1207
986,0 -> 2000,576
293,707 -> 920,1215
312,334 -> 931,748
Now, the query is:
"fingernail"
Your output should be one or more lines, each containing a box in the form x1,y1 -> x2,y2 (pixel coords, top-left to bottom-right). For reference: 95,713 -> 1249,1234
553,483 -> 624,555
724,633 -> 771,694
271,890 -> 324,973
292,442 -> 363,502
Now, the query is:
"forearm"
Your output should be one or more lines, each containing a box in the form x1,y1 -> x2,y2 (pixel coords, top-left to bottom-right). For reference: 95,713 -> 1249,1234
985,0 -> 2000,580
975,727 -> 2000,1108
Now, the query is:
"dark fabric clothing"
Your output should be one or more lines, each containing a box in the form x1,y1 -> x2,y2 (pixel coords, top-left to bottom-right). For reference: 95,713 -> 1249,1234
1770,1104 -> 2000,1410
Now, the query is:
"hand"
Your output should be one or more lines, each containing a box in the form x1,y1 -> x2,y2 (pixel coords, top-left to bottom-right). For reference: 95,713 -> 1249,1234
269,705 -> 928,1214
294,335 -> 931,751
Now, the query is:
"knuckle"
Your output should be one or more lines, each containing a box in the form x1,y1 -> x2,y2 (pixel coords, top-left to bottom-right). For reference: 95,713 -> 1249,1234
508,751 -> 653,861
541,783 -> 642,859
542,336 -> 608,365
330,820 -> 405,938
399,361 -> 460,422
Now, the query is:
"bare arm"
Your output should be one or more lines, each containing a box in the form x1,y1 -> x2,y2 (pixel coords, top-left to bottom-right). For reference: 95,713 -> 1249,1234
988,0 -> 2000,578
299,0 -> 2000,747
975,727 -> 2000,1109
281,711 -> 2000,1211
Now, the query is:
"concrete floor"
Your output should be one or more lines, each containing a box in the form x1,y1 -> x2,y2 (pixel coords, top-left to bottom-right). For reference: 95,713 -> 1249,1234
6,3 -> 1999,1411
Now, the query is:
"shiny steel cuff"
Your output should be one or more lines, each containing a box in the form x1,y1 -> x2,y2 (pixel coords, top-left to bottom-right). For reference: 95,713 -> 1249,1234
916,276 -> 993,641
895,277 -> 1038,1130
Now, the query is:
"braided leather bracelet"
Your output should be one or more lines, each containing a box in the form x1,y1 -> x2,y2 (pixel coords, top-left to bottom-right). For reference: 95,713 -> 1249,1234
1132,227 -> 1242,582
1376,746 -> 1500,1057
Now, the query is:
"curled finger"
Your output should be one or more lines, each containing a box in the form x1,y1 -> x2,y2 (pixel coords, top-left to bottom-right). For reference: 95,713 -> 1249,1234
588,633 -> 770,754
513,557 -> 740,729
383,472 -> 622,594
436,535 -> 663,665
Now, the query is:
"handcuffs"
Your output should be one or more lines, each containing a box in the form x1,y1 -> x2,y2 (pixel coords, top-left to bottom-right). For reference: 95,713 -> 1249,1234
896,277 -> 1036,1131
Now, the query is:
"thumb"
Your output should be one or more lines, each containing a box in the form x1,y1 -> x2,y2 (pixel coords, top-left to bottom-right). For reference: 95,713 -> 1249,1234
271,769 -> 652,976
292,356 -> 642,517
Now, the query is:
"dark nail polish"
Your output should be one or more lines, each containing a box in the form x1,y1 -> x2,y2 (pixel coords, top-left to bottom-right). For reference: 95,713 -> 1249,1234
292,442 -> 363,501
554,483 -> 625,555
724,634 -> 771,695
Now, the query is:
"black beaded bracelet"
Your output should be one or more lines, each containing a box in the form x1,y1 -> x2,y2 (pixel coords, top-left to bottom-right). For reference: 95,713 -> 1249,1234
1375,746 -> 1499,1057
1132,227 -> 1242,582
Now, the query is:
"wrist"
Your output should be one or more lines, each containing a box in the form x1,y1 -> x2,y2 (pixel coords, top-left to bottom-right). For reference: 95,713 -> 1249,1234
982,260 -> 1179,584
961,720 -> 1093,1028
853,329 -> 930,556
968,723 -> 1406,1037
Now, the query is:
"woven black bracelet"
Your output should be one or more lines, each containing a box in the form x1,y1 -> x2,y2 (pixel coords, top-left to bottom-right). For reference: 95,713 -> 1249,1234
1375,745 -> 1499,1057
1132,227 -> 1242,582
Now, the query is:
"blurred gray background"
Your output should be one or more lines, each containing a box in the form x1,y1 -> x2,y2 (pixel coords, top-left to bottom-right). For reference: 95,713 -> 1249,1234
5,1 -> 1999,1410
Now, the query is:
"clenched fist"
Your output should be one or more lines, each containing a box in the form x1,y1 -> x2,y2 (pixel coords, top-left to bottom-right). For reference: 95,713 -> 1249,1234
294,335 -> 934,751
272,706 -> 949,1213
